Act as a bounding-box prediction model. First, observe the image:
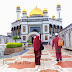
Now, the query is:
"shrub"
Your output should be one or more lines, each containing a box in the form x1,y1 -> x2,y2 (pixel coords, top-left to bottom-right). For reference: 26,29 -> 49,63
27,40 -> 31,43
28,43 -> 32,45
13,36 -> 19,42
6,43 -> 23,48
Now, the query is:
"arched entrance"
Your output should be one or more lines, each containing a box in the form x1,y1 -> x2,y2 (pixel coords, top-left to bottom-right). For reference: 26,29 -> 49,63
28,32 -> 40,43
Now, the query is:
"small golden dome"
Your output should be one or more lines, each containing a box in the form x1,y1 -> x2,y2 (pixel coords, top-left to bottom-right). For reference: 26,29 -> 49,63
22,9 -> 27,12
53,17 -> 56,19
52,15 -> 56,19
16,5 -> 20,8
26,15 -> 28,17
43,8 -> 48,12
30,7 -> 44,16
18,18 -> 20,21
57,3 -> 61,6
52,15 -> 55,17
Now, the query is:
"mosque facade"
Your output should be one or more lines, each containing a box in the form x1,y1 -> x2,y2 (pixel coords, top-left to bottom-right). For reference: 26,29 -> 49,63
11,4 -> 63,44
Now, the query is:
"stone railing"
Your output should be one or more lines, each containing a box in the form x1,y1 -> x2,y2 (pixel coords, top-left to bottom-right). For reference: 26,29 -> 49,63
0,44 -> 7,56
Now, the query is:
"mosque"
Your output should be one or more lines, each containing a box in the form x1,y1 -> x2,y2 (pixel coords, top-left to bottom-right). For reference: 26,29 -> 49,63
11,3 -> 63,44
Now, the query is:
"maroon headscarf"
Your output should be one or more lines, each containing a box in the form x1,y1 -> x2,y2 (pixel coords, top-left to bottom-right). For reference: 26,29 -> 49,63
33,36 -> 40,51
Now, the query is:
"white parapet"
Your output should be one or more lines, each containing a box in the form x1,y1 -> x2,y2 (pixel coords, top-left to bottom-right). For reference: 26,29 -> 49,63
0,44 -> 7,56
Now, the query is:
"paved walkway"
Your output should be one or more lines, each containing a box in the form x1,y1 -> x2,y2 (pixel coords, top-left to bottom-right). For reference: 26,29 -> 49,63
0,45 -> 72,72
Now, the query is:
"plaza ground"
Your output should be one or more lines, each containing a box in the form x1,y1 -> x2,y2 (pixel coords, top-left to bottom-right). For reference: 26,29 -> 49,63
0,45 -> 72,72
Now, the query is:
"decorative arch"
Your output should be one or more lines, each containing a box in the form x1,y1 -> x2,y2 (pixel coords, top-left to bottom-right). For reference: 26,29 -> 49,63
49,24 -> 52,34
57,26 -> 59,32
53,25 -> 56,33
28,32 -> 40,39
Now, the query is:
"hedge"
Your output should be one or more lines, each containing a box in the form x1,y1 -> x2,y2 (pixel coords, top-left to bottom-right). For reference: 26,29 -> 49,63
28,43 -> 32,45
6,43 -> 23,48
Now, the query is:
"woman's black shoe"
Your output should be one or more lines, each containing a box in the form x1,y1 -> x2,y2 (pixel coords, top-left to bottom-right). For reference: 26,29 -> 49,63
60,59 -> 62,61
56,60 -> 59,61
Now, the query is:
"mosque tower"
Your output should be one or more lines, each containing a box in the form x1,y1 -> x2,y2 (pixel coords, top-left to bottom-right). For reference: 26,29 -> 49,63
16,5 -> 21,20
22,9 -> 27,17
57,3 -> 62,20
43,8 -> 48,16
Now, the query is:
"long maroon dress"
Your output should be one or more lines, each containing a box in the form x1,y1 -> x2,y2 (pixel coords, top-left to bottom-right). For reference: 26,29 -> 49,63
33,36 -> 41,65
52,36 -> 62,60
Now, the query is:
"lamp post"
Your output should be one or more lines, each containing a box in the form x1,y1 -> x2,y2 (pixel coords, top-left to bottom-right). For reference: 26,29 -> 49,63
39,32 -> 41,40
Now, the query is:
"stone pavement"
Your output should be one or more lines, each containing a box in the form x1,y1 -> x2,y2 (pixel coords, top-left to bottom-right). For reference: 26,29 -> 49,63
0,45 -> 72,72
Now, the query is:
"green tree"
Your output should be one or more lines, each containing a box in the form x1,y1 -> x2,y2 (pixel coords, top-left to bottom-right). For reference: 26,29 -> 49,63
27,40 -> 31,43
13,36 -> 19,42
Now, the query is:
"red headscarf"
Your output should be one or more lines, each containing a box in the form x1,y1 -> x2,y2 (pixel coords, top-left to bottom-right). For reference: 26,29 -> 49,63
33,36 -> 40,51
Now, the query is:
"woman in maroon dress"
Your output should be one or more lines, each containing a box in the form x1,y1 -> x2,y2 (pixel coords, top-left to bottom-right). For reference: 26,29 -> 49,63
33,36 -> 41,65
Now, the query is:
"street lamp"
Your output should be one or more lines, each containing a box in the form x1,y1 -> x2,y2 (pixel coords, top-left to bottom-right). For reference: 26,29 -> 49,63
39,32 -> 41,40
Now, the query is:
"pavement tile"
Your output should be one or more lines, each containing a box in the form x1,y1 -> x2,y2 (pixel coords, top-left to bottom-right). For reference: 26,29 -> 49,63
56,61 -> 72,68
8,61 -> 36,69
40,69 -> 59,72
21,55 -> 35,58
0,45 -> 72,72
52,55 -> 71,58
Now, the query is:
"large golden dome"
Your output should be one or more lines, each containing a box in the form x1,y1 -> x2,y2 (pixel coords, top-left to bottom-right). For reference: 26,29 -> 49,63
30,7 -> 44,16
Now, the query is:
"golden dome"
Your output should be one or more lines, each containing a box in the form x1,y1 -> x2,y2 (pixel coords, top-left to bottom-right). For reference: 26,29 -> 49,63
22,9 -> 27,12
53,17 -> 56,19
43,8 -> 48,12
57,3 -> 61,6
16,5 -> 20,8
52,15 -> 55,17
26,15 -> 28,17
52,15 -> 56,19
18,18 -> 20,21
30,7 -> 44,16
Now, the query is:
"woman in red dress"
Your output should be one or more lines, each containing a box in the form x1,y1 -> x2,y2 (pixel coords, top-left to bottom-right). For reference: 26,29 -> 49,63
33,36 -> 41,65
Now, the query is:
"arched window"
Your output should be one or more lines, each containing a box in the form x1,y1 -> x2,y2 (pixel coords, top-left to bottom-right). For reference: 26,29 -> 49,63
45,25 -> 47,32
23,26 -> 26,32
45,36 -> 48,40
23,36 -> 26,40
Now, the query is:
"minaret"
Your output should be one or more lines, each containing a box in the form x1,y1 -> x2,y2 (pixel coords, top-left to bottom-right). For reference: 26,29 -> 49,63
22,9 -> 27,17
16,5 -> 21,20
57,3 -> 62,20
43,8 -> 48,16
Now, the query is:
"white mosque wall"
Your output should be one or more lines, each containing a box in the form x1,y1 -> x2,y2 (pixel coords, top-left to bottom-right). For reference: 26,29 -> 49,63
65,32 -> 69,48
11,21 -> 21,27
58,24 -> 72,50
49,19 -> 62,26
27,22 -> 42,25
70,31 -> 72,47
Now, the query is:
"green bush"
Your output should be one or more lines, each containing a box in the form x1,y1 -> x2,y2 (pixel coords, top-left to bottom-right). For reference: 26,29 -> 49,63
27,40 -> 31,43
6,43 -> 23,48
28,43 -> 32,45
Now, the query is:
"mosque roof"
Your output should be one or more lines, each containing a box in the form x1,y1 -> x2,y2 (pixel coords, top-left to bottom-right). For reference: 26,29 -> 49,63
18,18 -> 20,21
16,5 -> 20,8
30,6 -> 44,16
57,3 -> 61,6
43,8 -> 48,12
22,9 -> 27,12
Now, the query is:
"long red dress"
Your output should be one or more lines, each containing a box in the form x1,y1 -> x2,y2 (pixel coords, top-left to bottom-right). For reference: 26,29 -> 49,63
52,36 -> 62,60
33,36 -> 41,65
